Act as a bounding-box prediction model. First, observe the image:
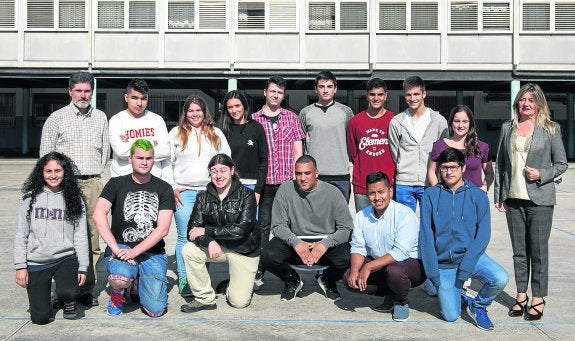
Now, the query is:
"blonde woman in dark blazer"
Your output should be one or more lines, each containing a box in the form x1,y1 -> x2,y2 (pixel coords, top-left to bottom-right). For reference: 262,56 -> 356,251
494,83 -> 567,321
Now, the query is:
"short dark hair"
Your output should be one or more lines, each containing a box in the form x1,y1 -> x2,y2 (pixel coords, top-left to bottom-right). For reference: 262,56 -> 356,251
315,71 -> 337,87
295,154 -> 317,169
266,75 -> 286,91
126,78 -> 149,95
69,71 -> 94,90
403,76 -> 425,92
366,78 -> 388,92
436,147 -> 465,167
365,171 -> 391,189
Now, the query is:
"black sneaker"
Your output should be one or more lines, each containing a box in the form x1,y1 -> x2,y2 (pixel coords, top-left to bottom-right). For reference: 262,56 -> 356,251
253,270 -> 265,292
372,296 -> 395,313
77,294 -> 99,307
280,278 -> 303,302
316,274 -> 342,301
52,297 -> 64,310
63,301 -> 78,320
180,300 -> 217,313
216,279 -> 230,295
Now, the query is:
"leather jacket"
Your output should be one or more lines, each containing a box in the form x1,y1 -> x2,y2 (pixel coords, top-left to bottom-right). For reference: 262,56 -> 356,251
188,178 -> 260,256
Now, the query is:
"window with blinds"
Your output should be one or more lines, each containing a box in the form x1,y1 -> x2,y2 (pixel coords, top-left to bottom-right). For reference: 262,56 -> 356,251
556,2 -> 575,31
269,0 -> 297,30
378,1 -> 438,31
309,2 -> 335,30
129,1 -> 155,29
411,2 -> 438,30
0,0 -> 15,28
308,1 -> 367,31
449,1 -> 509,32
379,2 -> 406,30
98,1 -> 125,29
198,0 -> 226,30
238,1 -> 265,29
451,2 -> 478,30
483,2 -> 510,30
168,1 -> 195,29
27,0 -> 54,28
60,0 -> 85,28
522,2 -> 550,31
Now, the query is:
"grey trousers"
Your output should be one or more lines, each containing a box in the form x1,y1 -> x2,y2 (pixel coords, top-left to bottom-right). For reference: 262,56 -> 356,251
504,198 -> 554,297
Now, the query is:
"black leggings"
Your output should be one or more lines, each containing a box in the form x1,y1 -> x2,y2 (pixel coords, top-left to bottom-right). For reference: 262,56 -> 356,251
26,257 -> 79,324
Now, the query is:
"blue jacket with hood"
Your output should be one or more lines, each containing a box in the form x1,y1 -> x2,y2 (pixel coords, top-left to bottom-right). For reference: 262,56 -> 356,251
419,179 -> 490,288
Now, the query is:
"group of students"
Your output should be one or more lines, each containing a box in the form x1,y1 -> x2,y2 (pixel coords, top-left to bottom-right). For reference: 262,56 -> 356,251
14,71 -> 567,331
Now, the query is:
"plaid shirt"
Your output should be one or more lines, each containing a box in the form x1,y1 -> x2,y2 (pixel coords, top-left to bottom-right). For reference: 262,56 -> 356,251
40,102 -> 110,175
252,107 -> 305,185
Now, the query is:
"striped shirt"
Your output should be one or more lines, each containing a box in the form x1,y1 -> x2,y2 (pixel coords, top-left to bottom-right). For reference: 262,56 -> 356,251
40,102 -> 110,175
252,108 -> 304,185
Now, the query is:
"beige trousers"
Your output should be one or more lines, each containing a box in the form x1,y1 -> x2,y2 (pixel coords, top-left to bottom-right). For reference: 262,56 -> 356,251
182,242 -> 259,308
78,177 -> 103,293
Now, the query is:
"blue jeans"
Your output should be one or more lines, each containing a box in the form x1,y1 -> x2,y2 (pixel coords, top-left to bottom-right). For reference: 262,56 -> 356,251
174,189 -> 198,279
243,184 -> 259,219
437,253 -> 508,322
322,179 -> 351,203
394,185 -> 425,212
105,245 -> 168,315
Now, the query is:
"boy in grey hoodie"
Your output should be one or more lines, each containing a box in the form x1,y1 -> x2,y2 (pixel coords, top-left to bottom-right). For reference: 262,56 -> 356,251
389,76 -> 448,211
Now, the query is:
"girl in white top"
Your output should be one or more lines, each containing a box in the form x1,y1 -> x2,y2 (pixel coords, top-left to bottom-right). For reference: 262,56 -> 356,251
167,95 -> 230,296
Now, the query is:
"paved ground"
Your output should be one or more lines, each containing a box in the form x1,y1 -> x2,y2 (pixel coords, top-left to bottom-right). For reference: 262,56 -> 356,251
0,159 -> 574,340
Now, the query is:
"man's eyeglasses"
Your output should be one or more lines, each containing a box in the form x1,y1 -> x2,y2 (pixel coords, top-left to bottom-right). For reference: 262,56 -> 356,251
439,165 -> 461,173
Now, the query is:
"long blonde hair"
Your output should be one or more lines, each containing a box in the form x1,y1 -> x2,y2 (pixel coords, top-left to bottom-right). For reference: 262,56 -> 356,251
512,83 -> 555,134
177,96 -> 221,150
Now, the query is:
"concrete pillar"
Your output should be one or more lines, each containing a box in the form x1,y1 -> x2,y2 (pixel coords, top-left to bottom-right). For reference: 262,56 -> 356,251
21,88 -> 30,155
456,90 -> 464,105
567,92 -> 574,159
510,80 -> 520,119
228,78 -> 238,91
91,77 -> 97,108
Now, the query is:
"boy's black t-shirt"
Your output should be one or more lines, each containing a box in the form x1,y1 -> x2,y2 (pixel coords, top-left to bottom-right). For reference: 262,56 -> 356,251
100,174 -> 176,254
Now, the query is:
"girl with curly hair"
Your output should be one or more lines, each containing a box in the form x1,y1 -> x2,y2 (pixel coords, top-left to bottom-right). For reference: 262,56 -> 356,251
14,152 -> 89,324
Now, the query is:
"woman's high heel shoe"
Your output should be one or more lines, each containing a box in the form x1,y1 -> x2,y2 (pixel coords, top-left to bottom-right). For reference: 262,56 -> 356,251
508,295 -> 529,317
524,299 -> 545,321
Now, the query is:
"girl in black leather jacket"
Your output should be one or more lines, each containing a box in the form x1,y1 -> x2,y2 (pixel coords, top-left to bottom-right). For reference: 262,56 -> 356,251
180,154 -> 261,312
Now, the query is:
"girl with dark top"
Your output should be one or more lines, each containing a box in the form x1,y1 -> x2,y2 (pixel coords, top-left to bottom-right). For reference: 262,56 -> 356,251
14,152 -> 89,324
428,104 -> 494,191
217,90 -> 268,202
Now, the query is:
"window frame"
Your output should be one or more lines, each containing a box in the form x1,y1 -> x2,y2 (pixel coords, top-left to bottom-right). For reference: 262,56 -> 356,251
377,0 -> 440,33
95,0 -> 158,32
520,0 -> 575,33
307,0 -> 369,33
25,0 -> 87,31
448,0 -> 512,33
164,0 -> 229,32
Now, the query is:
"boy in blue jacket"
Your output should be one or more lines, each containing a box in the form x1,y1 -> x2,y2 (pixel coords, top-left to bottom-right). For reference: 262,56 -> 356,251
420,148 -> 508,331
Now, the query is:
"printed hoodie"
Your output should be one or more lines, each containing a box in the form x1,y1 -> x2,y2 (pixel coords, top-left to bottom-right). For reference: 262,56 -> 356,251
419,180 -> 490,288
14,188 -> 89,273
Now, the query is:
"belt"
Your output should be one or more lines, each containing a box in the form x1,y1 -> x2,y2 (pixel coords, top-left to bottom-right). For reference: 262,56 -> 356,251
76,175 -> 100,180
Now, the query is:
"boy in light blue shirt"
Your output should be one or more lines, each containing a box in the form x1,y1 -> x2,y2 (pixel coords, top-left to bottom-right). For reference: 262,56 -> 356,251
345,171 -> 425,322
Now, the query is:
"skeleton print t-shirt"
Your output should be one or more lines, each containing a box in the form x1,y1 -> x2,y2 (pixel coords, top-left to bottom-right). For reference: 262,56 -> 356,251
99,174 -> 175,254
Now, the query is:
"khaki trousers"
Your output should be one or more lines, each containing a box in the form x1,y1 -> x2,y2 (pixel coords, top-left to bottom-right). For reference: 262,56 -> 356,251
78,177 -> 103,295
183,242 -> 259,308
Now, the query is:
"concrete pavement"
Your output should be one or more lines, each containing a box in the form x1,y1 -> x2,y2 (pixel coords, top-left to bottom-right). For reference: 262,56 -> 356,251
0,159 -> 573,340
